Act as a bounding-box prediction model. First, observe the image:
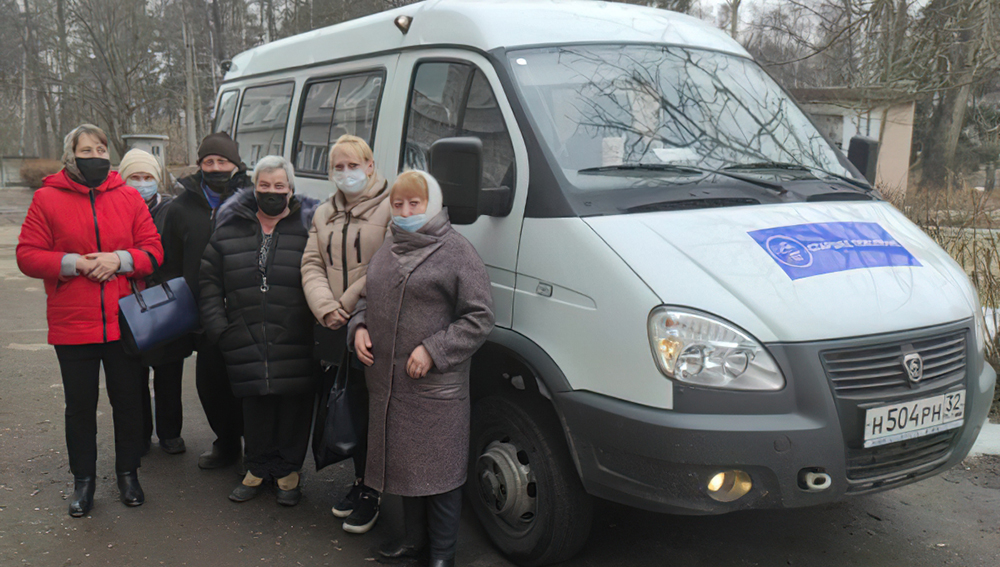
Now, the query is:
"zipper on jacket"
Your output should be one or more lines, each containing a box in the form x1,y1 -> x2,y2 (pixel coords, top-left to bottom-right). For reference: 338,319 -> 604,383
89,189 -> 107,343
341,214 -> 351,294
260,229 -> 280,391
355,231 -> 362,264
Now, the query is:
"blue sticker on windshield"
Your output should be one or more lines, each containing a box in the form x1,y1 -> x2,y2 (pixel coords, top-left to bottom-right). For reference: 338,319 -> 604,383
748,222 -> 920,280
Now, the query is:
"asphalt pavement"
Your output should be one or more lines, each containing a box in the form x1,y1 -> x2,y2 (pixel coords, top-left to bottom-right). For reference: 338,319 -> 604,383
2,185 -> 1000,567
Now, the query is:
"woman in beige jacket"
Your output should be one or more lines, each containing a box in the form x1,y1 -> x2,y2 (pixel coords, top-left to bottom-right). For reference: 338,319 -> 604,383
301,135 -> 390,534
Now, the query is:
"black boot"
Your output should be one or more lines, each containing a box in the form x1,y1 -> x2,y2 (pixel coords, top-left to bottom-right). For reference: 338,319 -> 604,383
68,477 -> 95,518
117,471 -> 145,507
378,496 -> 427,559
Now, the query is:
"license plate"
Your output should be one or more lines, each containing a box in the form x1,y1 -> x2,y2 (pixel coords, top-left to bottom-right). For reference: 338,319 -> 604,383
863,391 -> 965,448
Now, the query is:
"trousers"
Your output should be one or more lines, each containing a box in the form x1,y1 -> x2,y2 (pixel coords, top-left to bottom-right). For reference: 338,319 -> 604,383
401,486 -> 463,560
195,342 -> 243,450
54,341 -> 144,477
141,360 -> 184,441
243,393 -> 315,479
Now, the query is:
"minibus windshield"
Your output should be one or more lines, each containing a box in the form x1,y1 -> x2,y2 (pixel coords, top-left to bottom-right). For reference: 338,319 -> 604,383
507,45 -> 854,195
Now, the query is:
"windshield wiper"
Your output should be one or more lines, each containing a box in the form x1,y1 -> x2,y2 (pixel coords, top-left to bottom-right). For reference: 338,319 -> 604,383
578,163 -> 704,174
578,163 -> 786,194
724,161 -> 872,191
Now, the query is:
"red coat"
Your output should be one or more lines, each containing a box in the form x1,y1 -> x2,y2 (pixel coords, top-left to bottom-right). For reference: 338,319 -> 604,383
17,170 -> 164,345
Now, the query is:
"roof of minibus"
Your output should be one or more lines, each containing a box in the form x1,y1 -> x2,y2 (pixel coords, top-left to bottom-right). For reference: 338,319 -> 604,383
223,0 -> 750,81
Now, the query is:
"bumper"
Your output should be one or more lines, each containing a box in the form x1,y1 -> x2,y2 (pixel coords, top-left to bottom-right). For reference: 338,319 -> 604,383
554,323 -> 995,515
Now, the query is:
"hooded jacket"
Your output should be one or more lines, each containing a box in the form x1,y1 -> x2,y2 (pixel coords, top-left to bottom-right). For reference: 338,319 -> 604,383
159,168 -> 251,300
199,188 -> 316,397
301,173 -> 391,321
16,170 -> 164,345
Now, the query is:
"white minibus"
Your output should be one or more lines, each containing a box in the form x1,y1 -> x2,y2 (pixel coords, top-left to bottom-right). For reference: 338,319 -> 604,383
213,1 -> 995,564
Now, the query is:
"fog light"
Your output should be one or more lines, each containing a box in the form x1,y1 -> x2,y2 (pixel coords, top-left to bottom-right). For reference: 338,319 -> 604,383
706,470 -> 752,502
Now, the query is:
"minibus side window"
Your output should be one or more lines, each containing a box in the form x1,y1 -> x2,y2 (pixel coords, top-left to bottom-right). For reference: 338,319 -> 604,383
213,90 -> 239,135
234,82 -> 294,168
294,72 -> 384,177
401,61 -> 515,192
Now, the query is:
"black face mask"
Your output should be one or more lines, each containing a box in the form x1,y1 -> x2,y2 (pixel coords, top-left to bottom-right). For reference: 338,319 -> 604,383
75,157 -> 111,188
202,170 -> 233,193
255,191 -> 288,217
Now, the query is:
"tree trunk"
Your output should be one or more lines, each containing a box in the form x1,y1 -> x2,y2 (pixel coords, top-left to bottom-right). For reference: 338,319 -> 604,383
921,4 -> 981,189
57,0 -> 70,136
22,0 -> 52,158
182,17 -> 199,165
728,0 -> 742,40
211,0 -> 227,61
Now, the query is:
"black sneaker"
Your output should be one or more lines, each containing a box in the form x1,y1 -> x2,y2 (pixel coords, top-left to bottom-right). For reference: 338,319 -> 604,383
331,479 -> 364,518
342,490 -> 380,534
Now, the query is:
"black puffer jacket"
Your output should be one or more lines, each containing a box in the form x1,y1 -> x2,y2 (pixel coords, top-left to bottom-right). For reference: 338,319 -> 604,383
199,189 -> 316,397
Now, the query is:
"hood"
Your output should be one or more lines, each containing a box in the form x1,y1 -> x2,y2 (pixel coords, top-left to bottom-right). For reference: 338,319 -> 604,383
44,169 -> 126,195
584,201 -> 978,343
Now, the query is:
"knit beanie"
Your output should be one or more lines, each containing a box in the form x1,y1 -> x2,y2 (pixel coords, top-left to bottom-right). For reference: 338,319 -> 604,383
118,149 -> 162,184
197,132 -> 245,169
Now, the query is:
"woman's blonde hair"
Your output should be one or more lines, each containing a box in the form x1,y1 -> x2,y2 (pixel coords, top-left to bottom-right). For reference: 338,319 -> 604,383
390,171 -> 429,202
328,134 -> 373,170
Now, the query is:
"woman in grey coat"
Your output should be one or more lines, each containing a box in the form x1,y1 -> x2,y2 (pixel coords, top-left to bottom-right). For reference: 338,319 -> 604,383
350,170 -> 494,567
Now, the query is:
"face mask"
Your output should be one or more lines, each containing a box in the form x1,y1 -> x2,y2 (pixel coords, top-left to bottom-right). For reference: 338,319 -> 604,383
392,213 -> 428,233
128,179 -> 159,200
256,191 -> 288,217
75,157 -> 111,188
202,170 -> 233,192
332,169 -> 368,195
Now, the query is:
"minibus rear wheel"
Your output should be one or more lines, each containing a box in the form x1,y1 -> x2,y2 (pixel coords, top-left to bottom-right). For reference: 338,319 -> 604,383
468,393 -> 593,566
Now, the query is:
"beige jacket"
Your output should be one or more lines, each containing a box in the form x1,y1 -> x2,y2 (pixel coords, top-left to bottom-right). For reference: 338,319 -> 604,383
301,173 -> 391,321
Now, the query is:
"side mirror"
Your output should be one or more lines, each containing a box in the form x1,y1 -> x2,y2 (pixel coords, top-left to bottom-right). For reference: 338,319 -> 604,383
429,137 -> 483,225
847,136 -> 879,183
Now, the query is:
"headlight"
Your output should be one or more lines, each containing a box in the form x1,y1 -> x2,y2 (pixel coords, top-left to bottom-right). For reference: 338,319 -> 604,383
647,307 -> 785,391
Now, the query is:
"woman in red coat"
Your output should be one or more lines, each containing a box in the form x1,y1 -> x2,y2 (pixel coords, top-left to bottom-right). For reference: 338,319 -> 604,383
16,124 -> 164,518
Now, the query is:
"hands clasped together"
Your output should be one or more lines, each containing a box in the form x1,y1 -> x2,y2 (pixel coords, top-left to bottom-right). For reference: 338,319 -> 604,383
75,252 -> 121,282
354,327 -> 433,379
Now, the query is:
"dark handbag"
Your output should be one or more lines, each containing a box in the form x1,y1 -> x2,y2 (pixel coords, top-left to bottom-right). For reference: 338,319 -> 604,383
312,351 -> 358,471
118,254 -> 199,355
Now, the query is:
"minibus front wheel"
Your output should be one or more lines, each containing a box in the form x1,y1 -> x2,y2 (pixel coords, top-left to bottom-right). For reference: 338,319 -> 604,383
467,393 -> 593,566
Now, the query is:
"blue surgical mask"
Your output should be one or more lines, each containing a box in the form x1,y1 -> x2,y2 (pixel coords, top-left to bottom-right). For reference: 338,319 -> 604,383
392,214 -> 428,233
127,179 -> 159,200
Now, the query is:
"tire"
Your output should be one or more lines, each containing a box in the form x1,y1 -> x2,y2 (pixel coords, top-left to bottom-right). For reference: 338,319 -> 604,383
467,393 -> 593,566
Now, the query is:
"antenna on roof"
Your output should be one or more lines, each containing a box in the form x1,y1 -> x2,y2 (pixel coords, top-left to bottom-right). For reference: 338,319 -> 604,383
394,15 -> 413,34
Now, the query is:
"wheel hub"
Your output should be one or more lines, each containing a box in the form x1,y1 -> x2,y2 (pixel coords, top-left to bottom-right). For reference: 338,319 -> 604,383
476,440 -> 536,527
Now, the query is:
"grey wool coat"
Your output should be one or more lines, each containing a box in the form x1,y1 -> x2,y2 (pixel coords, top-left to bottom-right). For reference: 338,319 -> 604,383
350,211 -> 494,496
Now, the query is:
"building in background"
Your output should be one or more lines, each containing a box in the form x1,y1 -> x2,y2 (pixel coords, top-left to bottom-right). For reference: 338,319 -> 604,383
791,88 -> 915,197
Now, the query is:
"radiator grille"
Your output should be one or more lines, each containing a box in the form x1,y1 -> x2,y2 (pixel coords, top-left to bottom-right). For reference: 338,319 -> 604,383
822,331 -> 966,395
845,430 -> 957,491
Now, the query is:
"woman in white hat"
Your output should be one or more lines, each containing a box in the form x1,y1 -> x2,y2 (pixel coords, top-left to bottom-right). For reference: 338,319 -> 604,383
118,149 -> 192,456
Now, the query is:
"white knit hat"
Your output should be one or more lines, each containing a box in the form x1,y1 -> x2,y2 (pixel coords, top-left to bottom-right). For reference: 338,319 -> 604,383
118,149 -> 162,184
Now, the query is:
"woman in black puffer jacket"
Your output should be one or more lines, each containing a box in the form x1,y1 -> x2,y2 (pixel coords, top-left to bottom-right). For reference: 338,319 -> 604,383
199,155 -> 316,506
